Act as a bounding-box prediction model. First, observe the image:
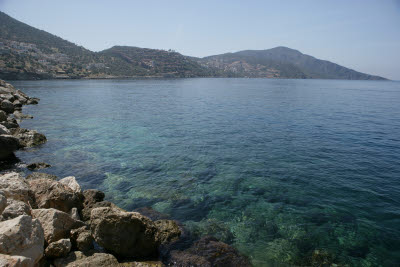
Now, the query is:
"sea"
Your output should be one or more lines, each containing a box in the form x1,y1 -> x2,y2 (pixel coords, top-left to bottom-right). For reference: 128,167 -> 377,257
11,78 -> 400,266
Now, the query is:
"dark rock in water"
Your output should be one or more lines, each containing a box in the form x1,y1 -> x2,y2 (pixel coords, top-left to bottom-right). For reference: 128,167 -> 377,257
12,128 -> 46,147
29,178 -> 83,212
155,219 -> 182,245
134,206 -> 170,221
27,162 -> 52,171
90,207 -> 160,258
0,100 -> 15,113
0,135 -> 19,160
26,172 -> 58,181
169,236 -> 251,267
83,189 -> 105,207
27,98 -> 39,105
13,111 -> 33,120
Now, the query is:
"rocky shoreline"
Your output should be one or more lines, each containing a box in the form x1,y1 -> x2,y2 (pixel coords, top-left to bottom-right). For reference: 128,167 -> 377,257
0,80 -> 251,267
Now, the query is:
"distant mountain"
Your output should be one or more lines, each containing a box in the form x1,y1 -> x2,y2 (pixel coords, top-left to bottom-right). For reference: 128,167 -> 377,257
197,47 -> 386,80
0,11 -> 386,80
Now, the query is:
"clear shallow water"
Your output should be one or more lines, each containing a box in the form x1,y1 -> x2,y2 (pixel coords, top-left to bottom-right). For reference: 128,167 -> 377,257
11,78 -> 400,266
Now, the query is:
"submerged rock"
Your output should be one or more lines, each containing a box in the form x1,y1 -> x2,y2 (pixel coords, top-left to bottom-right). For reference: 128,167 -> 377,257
32,208 -> 85,244
26,162 -> 51,171
155,219 -> 181,244
12,128 -> 46,147
53,251 -> 119,267
0,215 -> 44,265
169,236 -> 251,267
26,172 -> 58,181
29,178 -> 83,212
44,238 -> 72,258
90,207 -> 160,258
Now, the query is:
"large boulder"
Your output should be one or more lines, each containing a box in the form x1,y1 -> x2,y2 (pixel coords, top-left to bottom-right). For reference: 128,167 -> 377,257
12,128 -> 46,147
0,172 -> 33,204
29,178 -> 83,212
0,100 -> 15,114
0,215 -> 44,265
90,207 -> 160,258
1,199 -> 31,220
169,236 -> 251,267
0,135 -> 20,160
31,208 -> 85,244
44,239 -> 72,258
59,176 -> 82,194
81,201 -> 115,222
53,251 -> 119,267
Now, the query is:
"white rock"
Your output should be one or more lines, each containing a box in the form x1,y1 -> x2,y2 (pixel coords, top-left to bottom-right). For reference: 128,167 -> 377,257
0,172 -> 32,204
59,176 -> 82,193
0,215 -> 44,265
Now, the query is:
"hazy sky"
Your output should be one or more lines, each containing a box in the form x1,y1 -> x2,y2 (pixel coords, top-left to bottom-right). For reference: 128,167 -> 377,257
1,0 -> 399,79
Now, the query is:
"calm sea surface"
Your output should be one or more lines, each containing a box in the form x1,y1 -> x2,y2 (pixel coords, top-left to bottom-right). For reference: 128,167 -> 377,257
11,78 -> 400,266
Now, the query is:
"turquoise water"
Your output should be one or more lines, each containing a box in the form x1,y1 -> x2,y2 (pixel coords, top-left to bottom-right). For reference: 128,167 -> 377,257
12,78 -> 400,266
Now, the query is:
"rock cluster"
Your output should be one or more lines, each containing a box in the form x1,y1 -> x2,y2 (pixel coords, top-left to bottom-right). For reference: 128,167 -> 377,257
0,80 -> 251,266
0,79 -> 46,160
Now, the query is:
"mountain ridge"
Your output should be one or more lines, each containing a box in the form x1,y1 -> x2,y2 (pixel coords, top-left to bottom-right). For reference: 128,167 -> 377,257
0,11 -> 386,80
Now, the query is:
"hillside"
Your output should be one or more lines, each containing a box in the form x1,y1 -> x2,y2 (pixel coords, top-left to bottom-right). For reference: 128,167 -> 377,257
0,11 -> 213,79
198,47 -> 386,80
0,11 -> 386,80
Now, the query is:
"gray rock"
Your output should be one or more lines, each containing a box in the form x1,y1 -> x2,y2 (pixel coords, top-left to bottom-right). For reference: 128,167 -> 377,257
26,162 -> 51,171
0,100 -> 15,113
13,111 -> 33,120
27,98 -> 39,105
53,251 -> 119,267
26,172 -> 58,181
1,199 -> 31,220
0,172 -> 33,204
69,207 -> 80,221
32,208 -> 85,244
44,239 -> 71,258
0,215 -> 44,265
90,207 -> 160,258
29,178 -> 83,212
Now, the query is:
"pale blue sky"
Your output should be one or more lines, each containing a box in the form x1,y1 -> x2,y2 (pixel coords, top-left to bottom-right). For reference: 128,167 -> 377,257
1,0 -> 399,79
